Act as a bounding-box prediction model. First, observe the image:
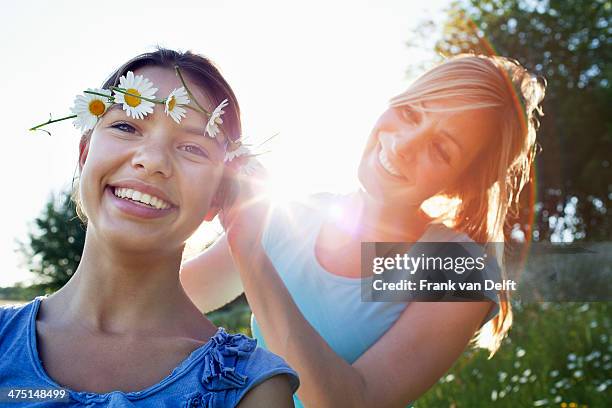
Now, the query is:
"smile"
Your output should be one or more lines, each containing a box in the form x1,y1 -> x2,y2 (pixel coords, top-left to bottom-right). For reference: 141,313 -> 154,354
112,187 -> 171,210
377,148 -> 403,177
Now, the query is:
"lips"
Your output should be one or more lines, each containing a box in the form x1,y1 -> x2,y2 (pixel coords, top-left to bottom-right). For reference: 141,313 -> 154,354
105,186 -> 176,219
374,143 -> 407,181
107,180 -> 177,207
378,148 -> 402,177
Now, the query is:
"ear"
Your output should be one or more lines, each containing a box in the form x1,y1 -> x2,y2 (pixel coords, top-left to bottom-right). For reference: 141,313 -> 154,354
79,137 -> 90,171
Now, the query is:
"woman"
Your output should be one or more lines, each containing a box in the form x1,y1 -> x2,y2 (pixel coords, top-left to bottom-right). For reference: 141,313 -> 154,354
181,54 -> 546,407
0,48 -> 298,407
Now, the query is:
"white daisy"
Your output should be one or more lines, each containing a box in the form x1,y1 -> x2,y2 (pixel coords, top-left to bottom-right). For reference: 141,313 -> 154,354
113,71 -> 158,120
70,88 -> 112,132
164,87 -> 190,124
205,98 -> 229,138
224,144 -> 251,163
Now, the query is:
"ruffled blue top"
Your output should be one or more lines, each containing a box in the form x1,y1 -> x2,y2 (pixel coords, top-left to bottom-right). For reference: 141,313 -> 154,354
0,297 -> 299,407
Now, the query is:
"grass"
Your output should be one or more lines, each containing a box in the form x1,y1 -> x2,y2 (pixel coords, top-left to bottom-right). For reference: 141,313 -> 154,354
204,299 -> 610,407
415,302 -> 610,407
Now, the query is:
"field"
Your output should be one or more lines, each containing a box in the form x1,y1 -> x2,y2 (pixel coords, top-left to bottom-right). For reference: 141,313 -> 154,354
208,301 -> 610,407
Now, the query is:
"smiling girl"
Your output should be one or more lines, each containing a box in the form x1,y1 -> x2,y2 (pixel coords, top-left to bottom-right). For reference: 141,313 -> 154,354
181,54 -> 546,407
0,48 -> 298,407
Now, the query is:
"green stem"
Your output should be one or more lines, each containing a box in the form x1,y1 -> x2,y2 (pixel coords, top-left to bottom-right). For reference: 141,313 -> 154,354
30,114 -> 77,131
255,132 -> 280,148
111,87 -> 165,104
83,90 -> 115,100
174,66 -> 211,116
250,150 -> 271,157
183,104 -> 207,114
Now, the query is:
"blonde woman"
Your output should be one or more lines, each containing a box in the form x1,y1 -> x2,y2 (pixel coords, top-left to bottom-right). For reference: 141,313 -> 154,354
181,54 -> 546,407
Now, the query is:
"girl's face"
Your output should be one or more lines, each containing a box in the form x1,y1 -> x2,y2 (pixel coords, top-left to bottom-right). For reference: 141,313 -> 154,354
358,99 -> 498,206
78,66 -> 225,253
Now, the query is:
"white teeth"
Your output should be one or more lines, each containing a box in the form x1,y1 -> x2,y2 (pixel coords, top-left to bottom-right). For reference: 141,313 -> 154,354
378,149 -> 402,177
112,187 -> 170,210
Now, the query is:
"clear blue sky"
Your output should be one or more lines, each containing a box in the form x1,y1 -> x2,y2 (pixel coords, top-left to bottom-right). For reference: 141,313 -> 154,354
0,0 -> 450,286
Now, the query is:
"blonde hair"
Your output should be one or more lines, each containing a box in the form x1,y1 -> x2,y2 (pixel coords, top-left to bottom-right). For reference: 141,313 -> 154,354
390,54 -> 545,355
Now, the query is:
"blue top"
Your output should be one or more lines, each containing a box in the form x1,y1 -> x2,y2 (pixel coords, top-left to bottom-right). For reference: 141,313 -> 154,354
251,193 -> 500,407
0,296 -> 299,407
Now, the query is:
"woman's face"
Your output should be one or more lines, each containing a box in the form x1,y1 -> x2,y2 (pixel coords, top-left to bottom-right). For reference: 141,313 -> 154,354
78,66 -> 225,253
358,99 -> 498,206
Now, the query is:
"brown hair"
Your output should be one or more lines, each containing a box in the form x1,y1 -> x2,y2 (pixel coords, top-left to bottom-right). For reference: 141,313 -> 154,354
390,54 -> 546,355
72,47 -> 241,224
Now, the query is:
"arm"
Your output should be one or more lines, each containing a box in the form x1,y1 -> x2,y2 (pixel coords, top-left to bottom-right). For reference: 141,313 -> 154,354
232,246 -> 492,407
179,234 -> 244,314
237,375 -> 295,408
180,157 -> 270,314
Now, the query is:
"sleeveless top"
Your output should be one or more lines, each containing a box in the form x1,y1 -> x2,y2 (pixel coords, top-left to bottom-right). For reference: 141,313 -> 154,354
251,193 -> 500,407
0,296 -> 299,407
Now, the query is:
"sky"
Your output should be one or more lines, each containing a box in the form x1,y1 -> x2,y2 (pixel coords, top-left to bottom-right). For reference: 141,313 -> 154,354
0,0 -> 450,286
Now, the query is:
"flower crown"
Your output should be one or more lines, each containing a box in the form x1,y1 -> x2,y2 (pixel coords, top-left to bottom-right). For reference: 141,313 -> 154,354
30,66 -> 255,171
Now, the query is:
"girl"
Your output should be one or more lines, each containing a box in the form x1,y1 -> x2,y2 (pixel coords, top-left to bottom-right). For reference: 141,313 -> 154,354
181,54 -> 546,407
0,48 -> 299,407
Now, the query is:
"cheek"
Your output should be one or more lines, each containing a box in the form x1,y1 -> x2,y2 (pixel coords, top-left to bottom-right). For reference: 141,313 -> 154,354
417,160 -> 457,195
181,166 -> 224,212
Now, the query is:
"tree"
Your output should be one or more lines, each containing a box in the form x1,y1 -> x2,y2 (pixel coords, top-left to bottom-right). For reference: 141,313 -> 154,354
419,0 -> 611,241
19,190 -> 86,291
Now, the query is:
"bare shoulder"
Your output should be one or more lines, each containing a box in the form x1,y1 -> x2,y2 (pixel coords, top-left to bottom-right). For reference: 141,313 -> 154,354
236,374 -> 294,408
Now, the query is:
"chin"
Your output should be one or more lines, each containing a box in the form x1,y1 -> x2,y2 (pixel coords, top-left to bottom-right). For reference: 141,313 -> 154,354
93,220 -> 179,255
358,160 -> 424,207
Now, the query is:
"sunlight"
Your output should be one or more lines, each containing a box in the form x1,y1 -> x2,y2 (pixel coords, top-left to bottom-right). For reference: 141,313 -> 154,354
422,195 -> 461,220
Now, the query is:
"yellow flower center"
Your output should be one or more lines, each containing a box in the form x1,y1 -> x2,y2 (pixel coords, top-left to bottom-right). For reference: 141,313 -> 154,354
124,88 -> 142,107
88,99 -> 106,116
168,96 -> 176,111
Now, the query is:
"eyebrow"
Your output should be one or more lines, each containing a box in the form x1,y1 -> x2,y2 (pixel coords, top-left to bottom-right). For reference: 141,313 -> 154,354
418,104 -> 464,152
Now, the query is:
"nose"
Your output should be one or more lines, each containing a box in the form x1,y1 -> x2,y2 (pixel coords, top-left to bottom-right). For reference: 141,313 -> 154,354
387,128 -> 426,162
131,140 -> 172,178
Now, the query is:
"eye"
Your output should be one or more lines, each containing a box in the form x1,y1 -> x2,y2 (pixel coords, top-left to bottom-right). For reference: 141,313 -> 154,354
111,122 -> 136,133
432,140 -> 451,164
181,144 -> 208,157
398,106 -> 419,124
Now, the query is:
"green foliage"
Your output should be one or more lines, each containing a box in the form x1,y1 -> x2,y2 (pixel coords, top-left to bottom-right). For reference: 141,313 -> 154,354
206,294 -> 252,336
18,190 -> 85,291
433,0 -> 612,242
415,302 -> 611,407
0,282 -> 50,301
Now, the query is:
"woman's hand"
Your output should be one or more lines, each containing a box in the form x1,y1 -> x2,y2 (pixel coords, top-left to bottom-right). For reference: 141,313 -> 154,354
219,156 -> 271,262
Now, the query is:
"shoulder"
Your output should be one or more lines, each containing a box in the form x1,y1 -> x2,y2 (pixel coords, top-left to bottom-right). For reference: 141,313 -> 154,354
0,298 -> 38,334
200,328 -> 299,406
269,192 -> 339,222
235,373 -> 294,407
0,298 -> 39,362
261,191 -> 342,250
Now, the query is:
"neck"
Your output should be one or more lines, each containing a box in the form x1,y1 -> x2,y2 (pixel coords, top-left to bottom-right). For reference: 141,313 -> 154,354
49,228 -> 197,334
345,189 -> 429,242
